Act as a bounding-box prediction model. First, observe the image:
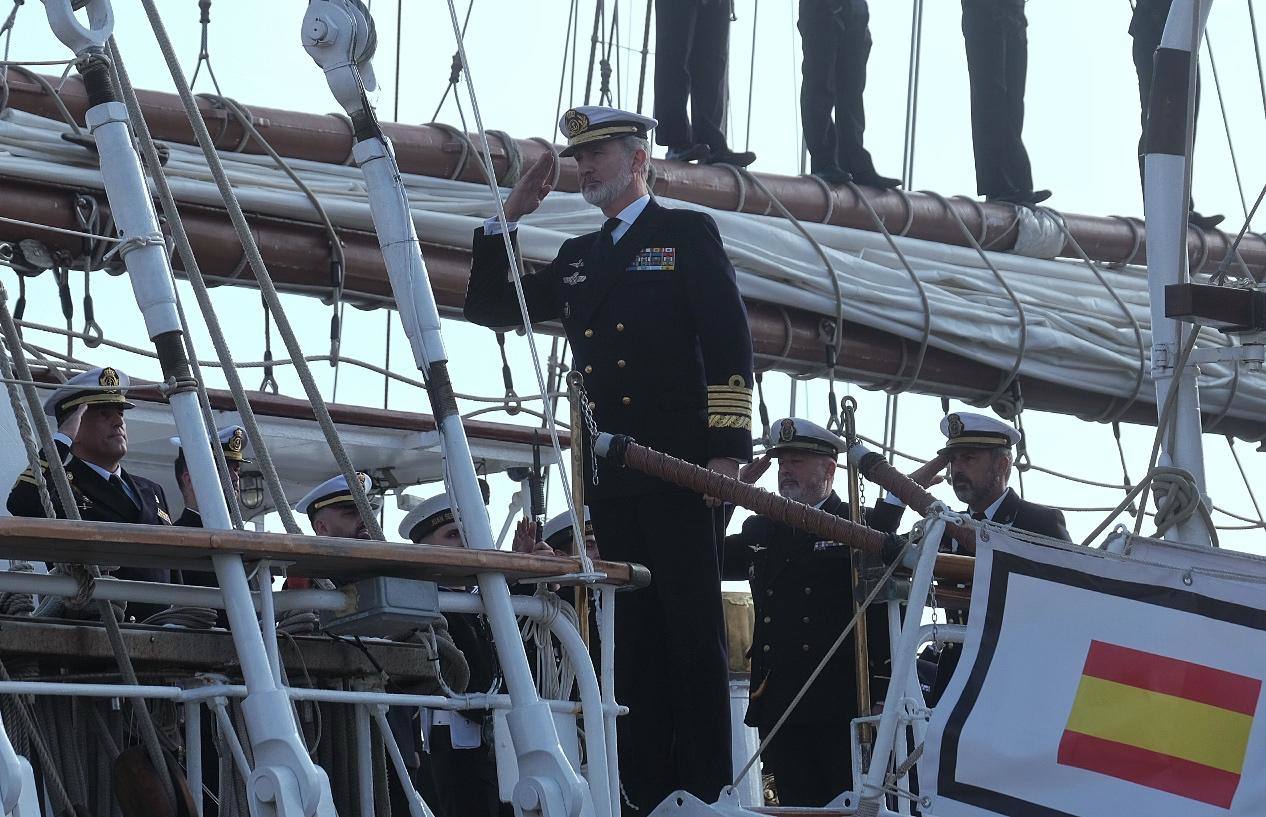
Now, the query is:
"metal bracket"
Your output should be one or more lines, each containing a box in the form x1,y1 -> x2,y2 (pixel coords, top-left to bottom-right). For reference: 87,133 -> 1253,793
300,0 -> 378,116
1188,342 -> 1266,371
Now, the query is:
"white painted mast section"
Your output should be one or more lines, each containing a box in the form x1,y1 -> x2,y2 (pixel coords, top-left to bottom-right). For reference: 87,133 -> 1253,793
40,2 -> 337,815
1142,0 -> 1214,546
300,3 -> 598,816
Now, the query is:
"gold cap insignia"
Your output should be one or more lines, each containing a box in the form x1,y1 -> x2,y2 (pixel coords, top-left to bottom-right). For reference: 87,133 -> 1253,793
947,413 -> 965,438
99,367 -> 120,389
227,429 -> 244,453
778,418 -> 796,443
563,109 -> 589,138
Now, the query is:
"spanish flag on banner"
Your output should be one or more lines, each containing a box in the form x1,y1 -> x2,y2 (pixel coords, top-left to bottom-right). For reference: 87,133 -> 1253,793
1058,640 -> 1261,808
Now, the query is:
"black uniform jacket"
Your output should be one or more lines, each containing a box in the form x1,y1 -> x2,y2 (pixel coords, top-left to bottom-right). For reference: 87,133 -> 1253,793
722,492 -> 903,729
447,610 -> 500,719
944,487 -> 1071,552
465,199 -> 754,497
7,439 -> 173,619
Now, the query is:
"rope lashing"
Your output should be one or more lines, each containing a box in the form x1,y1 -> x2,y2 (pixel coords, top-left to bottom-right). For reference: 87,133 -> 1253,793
495,331 -> 520,414
260,294 -> 278,394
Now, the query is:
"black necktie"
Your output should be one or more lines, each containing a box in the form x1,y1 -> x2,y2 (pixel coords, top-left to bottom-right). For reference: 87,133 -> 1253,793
601,217 -> 621,243
971,511 -> 987,521
110,474 -> 138,508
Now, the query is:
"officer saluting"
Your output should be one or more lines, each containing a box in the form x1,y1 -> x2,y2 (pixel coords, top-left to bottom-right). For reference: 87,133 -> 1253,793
723,418 -> 939,806
8,367 -> 175,620
465,105 -> 754,812
170,425 -> 249,528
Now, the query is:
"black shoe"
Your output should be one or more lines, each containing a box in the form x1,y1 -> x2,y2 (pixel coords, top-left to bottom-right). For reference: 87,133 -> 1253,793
810,167 -> 853,186
1190,210 -> 1225,231
664,143 -> 710,163
986,189 -> 1051,207
853,172 -> 902,190
704,148 -> 757,168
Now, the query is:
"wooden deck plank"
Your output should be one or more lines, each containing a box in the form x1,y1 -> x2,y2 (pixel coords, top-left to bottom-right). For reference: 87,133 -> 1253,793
0,518 -> 649,587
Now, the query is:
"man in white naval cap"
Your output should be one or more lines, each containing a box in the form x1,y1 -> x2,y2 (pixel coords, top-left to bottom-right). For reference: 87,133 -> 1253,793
466,104 -> 755,810
171,425 -> 249,528
295,472 -> 377,540
895,411 -> 1070,706
724,417 -> 943,806
884,411 -> 1070,548
399,486 -> 511,817
7,366 -> 175,620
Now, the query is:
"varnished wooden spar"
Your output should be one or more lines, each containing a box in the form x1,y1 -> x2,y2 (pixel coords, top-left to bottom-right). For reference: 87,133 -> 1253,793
0,517 -> 649,587
597,434 -> 974,584
9,72 -> 1262,277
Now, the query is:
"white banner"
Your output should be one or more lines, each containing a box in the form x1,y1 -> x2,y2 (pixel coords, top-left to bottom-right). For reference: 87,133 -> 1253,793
921,529 -> 1266,817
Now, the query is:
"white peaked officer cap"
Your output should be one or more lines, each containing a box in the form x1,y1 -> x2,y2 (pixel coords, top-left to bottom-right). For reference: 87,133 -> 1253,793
558,105 -> 657,157
295,472 -> 376,517
398,479 -> 491,542
43,366 -> 134,417
937,412 -> 1022,456
766,417 -> 847,458
169,425 -> 252,463
542,507 -> 592,548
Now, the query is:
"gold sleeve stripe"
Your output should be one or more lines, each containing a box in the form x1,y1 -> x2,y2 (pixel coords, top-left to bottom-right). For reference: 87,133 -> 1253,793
708,401 -> 753,413
707,385 -> 754,394
708,415 -> 752,430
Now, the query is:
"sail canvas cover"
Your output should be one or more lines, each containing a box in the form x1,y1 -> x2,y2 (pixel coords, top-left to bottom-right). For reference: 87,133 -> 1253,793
920,529 -> 1266,817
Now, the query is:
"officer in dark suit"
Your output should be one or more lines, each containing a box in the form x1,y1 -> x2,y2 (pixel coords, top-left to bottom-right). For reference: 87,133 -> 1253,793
1129,0 -> 1223,231
400,492 -> 511,817
8,367 -> 175,621
722,418 -> 942,806
654,0 -> 756,166
465,104 -> 753,812
170,425 -> 248,528
888,412 -> 1070,704
798,0 -> 899,189
961,0 -> 1049,206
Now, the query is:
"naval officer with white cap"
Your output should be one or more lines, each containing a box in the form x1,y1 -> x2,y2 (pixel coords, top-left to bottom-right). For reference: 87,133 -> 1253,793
466,104 -> 755,811
399,487 -> 511,817
882,411 -> 1070,550
295,472 -> 377,540
171,425 -> 250,528
723,417 -> 942,806
7,366 -> 175,619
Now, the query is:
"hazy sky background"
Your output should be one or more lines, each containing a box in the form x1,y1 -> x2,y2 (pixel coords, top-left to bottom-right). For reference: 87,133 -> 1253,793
4,0 -> 1266,560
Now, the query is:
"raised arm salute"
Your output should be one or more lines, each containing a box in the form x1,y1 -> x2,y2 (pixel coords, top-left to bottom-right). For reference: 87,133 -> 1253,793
465,105 -> 754,814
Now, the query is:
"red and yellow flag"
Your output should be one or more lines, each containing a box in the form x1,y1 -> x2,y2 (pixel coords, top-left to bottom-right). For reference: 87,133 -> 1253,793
1057,640 -> 1261,808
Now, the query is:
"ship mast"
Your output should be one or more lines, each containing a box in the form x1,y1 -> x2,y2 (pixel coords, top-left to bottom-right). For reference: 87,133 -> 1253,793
1142,0 -> 1214,546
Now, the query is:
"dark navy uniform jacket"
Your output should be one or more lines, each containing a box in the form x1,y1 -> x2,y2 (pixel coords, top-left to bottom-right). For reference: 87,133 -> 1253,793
723,492 -> 903,730
465,198 -> 755,497
7,438 -> 173,620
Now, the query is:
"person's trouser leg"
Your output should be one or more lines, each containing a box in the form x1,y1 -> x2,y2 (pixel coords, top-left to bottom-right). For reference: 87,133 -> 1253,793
590,497 -> 676,814
799,0 -> 839,172
654,0 -> 701,147
831,0 -> 879,179
961,0 -> 1031,197
761,722 -> 852,807
687,0 -> 733,152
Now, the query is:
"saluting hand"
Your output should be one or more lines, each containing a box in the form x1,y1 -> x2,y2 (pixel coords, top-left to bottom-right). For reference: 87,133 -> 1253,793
503,151 -> 557,222
907,453 -> 949,489
57,404 -> 87,443
738,453 -> 772,485
512,517 -> 555,556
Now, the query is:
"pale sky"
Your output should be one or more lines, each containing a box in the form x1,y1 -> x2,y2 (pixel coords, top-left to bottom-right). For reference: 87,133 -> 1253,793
4,0 -> 1265,557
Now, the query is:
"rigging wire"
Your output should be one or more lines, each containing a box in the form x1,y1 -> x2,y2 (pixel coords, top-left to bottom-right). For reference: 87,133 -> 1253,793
1202,32 -> 1250,219
901,0 -> 925,188
430,0 -> 475,123
635,0 -> 652,114
584,0 -> 604,105
554,0 -> 581,132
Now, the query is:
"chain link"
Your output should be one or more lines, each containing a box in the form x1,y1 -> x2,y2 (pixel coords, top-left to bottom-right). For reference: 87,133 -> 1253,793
575,379 -> 601,485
